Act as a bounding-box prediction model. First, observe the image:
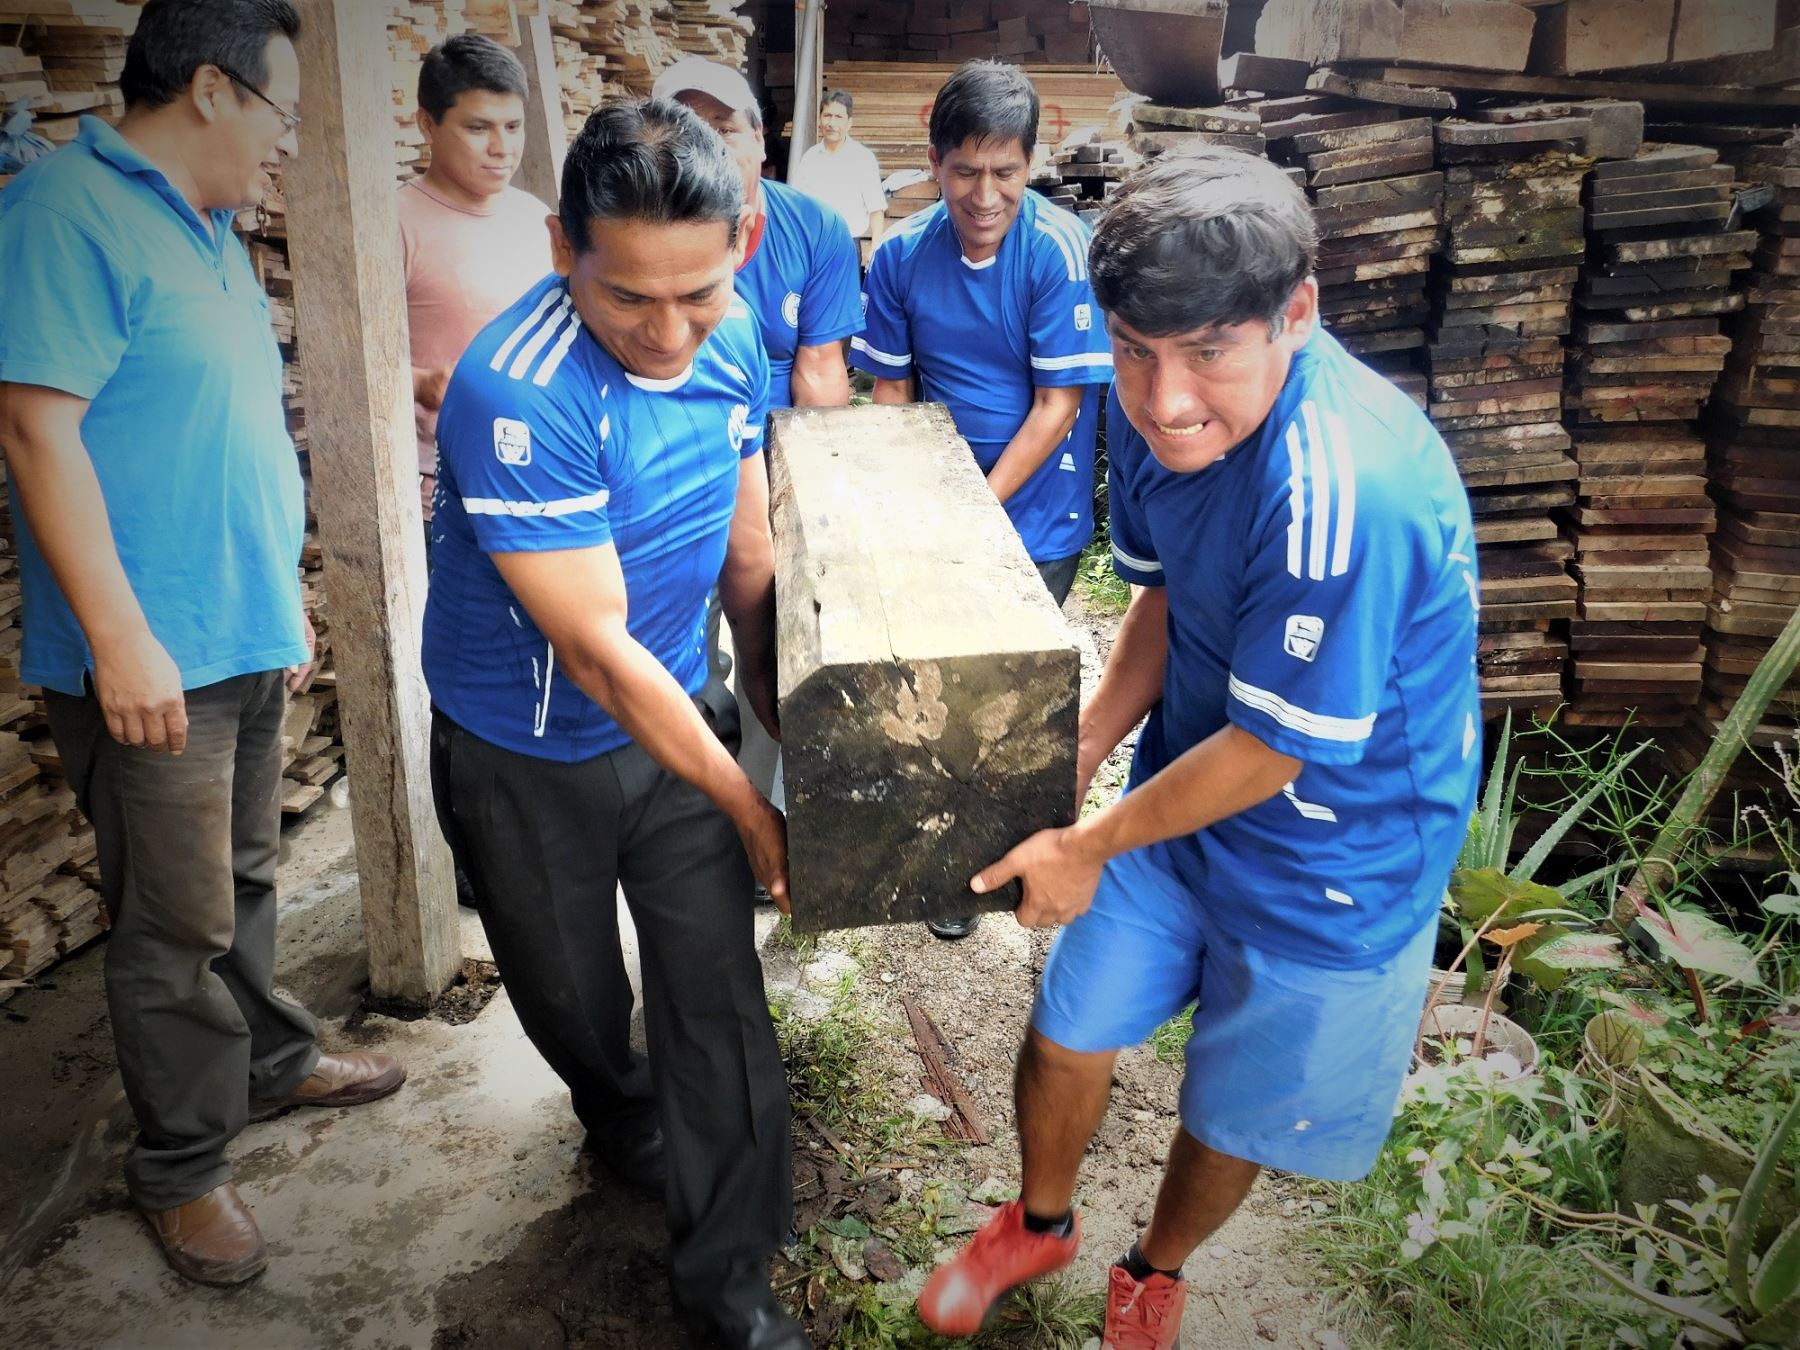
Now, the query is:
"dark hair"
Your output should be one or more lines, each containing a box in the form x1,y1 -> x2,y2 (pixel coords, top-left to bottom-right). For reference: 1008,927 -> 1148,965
558,98 -> 744,254
822,88 -> 853,116
121,0 -> 300,111
928,60 -> 1037,162
418,33 -> 528,122
1091,148 -> 1318,338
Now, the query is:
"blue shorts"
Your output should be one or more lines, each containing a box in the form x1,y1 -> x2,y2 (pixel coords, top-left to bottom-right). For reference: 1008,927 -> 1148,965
1031,840 -> 1435,1182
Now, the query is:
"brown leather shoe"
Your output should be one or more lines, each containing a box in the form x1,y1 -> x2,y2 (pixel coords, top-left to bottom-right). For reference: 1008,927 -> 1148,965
140,1182 -> 268,1286
249,1051 -> 407,1122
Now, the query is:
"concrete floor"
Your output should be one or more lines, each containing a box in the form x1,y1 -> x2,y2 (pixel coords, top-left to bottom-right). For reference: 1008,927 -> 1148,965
0,801 -> 755,1349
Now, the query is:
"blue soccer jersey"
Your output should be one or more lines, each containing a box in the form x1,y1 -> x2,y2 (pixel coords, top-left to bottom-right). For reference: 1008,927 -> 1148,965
851,193 -> 1112,563
736,179 -> 864,410
423,274 -> 770,762
1109,328 -> 1482,969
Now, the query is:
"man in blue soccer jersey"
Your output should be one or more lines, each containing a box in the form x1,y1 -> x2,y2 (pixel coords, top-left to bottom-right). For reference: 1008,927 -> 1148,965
653,57 -> 863,412
916,151 -> 1482,1349
852,61 -> 1112,940
423,101 -> 804,1350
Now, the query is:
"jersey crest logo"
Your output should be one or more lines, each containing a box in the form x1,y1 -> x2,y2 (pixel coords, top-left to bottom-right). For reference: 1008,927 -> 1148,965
728,402 -> 751,450
1074,303 -> 1092,331
782,291 -> 802,328
1284,615 -> 1324,663
493,417 -> 532,467
859,290 -> 870,319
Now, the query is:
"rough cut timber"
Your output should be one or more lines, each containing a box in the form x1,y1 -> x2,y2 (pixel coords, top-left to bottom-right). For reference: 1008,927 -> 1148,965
1255,0 -> 1403,66
768,404 -> 1079,933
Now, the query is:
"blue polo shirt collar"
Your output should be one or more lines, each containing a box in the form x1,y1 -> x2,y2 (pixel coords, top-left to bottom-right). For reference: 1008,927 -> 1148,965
74,114 -> 232,246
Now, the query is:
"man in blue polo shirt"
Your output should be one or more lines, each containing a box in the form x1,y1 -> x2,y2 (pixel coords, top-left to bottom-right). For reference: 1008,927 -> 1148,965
917,150 -> 1481,1349
423,99 -> 803,1350
0,0 -> 404,1288
853,60 -> 1112,939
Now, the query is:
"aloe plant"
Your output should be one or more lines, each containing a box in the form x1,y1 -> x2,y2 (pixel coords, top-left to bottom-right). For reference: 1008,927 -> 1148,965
1440,721 -> 1646,994
1582,1091 -> 1800,1345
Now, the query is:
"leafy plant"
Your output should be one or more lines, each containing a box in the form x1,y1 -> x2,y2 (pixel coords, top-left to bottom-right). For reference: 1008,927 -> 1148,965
1582,1093 -> 1800,1346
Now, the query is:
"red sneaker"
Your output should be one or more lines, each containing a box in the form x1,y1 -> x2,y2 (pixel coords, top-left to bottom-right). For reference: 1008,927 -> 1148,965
1103,1262 -> 1187,1350
916,1201 -> 1081,1335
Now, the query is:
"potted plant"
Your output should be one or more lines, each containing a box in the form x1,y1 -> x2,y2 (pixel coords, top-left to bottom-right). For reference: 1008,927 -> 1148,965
1586,1091 -> 1800,1345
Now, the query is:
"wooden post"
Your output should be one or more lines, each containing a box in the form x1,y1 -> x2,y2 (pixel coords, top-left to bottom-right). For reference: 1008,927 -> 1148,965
514,6 -> 565,209
284,0 -> 460,1002
791,0 -> 823,165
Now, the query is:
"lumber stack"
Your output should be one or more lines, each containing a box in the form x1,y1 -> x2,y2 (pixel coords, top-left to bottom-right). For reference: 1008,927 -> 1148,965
1699,132 -> 1800,744
823,0 -> 1094,68
1428,116 -> 1594,717
1266,100 -> 1441,405
1036,129 -> 1123,225
818,61 -> 1127,177
1557,143 -> 1749,726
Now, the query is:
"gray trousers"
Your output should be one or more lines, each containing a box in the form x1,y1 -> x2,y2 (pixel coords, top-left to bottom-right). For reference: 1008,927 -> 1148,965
429,705 -> 792,1303
46,670 -> 320,1210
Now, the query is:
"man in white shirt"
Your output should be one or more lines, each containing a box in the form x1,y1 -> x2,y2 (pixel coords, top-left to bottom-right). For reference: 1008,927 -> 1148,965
789,88 -> 885,244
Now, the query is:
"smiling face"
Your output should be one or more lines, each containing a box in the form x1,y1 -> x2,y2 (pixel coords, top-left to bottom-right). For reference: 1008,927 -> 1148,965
549,213 -> 739,382
1108,280 -> 1318,473
421,88 -> 526,204
213,35 -> 300,211
929,134 -> 1029,264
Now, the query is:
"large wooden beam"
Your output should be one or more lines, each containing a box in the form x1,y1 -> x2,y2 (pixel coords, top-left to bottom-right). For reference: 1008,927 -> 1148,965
285,0 -> 459,1001
514,6 -> 565,209
768,404 -> 1079,932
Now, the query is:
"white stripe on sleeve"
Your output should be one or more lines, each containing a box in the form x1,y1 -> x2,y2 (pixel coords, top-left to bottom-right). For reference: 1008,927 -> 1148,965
850,335 -> 911,369
1228,674 -> 1375,743
1112,542 -> 1162,575
1030,352 -> 1114,372
462,489 -> 611,519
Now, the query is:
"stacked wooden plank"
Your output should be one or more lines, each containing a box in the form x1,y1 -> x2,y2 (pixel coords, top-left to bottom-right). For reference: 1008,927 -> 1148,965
0,0 -> 138,145
1700,133 -> 1800,742
1428,116 -> 1594,716
1264,99 -> 1440,406
822,0 -> 1094,69
1035,130 -> 1123,226
1556,145 -> 1749,726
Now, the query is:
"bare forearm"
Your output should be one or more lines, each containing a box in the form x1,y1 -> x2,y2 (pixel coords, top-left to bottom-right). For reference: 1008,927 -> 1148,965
867,211 -> 885,245
1078,587 -> 1168,783
987,389 -> 1080,505
563,631 -> 761,820
790,344 -> 851,409
1070,724 -> 1300,864
0,398 -> 147,651
872,376 -> 913,405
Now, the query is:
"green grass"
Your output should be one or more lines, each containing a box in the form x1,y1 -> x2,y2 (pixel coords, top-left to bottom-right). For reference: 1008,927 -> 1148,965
1301,1171 -> 1648,1350
1074,533 -> 1130,616
1149,1006 -> 1195,1064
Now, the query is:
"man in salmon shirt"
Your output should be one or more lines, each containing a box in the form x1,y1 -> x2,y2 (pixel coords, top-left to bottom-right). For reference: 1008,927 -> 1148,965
398,33 -> 554,553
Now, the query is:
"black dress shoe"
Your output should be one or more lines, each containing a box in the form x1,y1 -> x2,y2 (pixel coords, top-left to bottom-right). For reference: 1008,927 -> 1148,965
927,914 -> 980,940
676,1285 -> 810,1350
582,1124 -> 666,1197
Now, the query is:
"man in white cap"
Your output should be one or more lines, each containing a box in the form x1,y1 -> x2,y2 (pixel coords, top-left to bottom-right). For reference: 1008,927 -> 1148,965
653,57 -> 862,414
652,58 -> 864,805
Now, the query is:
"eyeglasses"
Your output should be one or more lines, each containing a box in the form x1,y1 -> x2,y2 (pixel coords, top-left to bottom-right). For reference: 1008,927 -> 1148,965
216,65 -> 301,135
